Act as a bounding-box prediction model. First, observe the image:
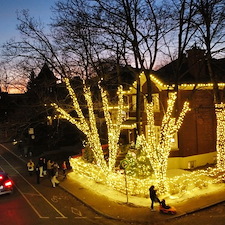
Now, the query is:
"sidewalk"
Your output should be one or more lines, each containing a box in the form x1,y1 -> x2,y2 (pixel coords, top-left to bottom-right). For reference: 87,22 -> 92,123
59,171 -> 225,224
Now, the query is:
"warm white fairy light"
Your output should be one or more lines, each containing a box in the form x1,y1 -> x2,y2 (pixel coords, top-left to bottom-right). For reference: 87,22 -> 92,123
137,92 -> 191,194
70,156 -> 225,198
215,103 -> 225,170
51,78 -> 107,171
83,84 -> 107,170
51,75 -> 225,198
52,78 -> 126,172
122,73 -> 225,95
100,85 -> 124,171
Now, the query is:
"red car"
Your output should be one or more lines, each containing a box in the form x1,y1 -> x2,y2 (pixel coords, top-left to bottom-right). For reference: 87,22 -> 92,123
0,171 -> 14,195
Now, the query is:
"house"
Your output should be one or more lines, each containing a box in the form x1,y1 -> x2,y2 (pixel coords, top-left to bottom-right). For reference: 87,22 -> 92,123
122,47 -> 225,170
0,63 -> 84,155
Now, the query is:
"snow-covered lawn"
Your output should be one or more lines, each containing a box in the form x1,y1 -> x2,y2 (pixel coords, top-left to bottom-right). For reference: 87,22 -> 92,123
69,157 -> 225,208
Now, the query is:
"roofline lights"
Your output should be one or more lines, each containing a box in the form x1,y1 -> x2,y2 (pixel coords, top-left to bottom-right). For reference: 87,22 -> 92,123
123,72 -> 225,94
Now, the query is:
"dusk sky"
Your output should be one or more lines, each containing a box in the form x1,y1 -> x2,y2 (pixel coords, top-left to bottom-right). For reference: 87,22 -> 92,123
0,0 -> 56,47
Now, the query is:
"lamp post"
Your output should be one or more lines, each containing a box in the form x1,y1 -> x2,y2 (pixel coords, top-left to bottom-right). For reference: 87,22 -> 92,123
121,159 -> 129,204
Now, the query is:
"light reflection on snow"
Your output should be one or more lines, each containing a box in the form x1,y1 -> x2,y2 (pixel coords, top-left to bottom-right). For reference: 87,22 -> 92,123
69,157 -> 225,207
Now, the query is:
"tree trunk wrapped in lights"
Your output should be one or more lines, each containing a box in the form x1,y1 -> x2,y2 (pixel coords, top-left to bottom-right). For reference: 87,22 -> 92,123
100,85 -> 124,171
215,103 -> 225,170
51,78 -> 124,172
137,92 -> 191,194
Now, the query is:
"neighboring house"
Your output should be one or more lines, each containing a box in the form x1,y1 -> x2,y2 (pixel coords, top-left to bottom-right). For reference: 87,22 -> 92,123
0,64 -> 83,154
122,46 -> 225,170
26,63 -> 59,103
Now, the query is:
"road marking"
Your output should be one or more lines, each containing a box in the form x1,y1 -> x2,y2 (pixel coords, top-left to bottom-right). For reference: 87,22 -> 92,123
51,195 -> 59,203
71,207 -> 87,218
16,185 -> 49,219
0,145 -> 68,219
0,144 -> 27,163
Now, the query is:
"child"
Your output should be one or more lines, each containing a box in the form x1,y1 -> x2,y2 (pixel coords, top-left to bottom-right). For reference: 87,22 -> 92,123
161,199 -> 171,209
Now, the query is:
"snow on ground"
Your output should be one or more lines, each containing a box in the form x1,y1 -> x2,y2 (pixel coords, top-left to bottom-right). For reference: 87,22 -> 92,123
68,168 -> 225,208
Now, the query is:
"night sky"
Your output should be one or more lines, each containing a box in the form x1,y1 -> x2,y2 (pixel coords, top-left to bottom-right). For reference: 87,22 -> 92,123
0,0 -> 56,46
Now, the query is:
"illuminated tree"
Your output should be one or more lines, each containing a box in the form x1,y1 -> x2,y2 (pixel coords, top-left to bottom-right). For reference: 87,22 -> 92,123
215,103 -> 225,170
51,78 -> 124,172
136,92 -> 191,193
100,85 -> 124,171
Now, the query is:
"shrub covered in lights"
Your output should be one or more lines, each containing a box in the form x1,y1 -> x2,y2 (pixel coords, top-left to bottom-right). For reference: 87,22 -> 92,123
82,145 -> 94,163
124,149 -> 153,178
70,156 -> 225,198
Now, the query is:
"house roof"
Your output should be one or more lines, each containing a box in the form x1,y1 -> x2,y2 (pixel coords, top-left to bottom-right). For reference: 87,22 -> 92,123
35,63 -> 58,82
155,49 -> 225,85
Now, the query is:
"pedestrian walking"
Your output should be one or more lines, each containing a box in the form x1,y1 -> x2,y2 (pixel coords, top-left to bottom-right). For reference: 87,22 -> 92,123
35,164 -> 40,184
27,159 -> 35,176
38,157 -> 44,177
61,161 -> 67,179
47,159 -> 54,177
53,162 -> 59,177
51,162 -> 60,188
43,158 -> 47,176
149,185 -> 161,211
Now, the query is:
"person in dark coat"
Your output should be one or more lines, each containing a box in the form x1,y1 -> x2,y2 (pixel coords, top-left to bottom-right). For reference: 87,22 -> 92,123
38,157 -> 44,177
35,164 -> 40,184
50,162 -> 60,188
149,185 -> 161,211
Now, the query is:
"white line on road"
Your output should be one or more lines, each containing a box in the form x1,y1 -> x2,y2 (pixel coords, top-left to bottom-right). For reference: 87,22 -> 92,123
0,144 -> 68,219
16,185 -> 49,219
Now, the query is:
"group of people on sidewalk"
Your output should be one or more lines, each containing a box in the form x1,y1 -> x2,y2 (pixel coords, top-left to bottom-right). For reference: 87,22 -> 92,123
26,158 -> 68,188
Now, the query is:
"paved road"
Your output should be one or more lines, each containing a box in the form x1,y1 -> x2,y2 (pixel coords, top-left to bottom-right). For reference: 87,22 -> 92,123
0,144 -> 132,225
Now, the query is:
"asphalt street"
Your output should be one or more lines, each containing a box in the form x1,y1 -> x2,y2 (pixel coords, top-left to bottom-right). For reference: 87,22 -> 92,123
0,143 -> 133,225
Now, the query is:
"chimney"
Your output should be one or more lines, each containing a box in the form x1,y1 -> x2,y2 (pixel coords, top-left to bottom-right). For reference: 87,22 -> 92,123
186,46 -> 206,81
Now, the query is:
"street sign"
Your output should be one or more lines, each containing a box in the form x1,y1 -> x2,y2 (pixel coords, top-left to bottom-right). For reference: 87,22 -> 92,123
120,159 -> 129,169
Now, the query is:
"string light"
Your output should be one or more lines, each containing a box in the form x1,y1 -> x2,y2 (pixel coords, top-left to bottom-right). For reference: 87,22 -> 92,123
70,156 -> 225,198
138,92 -> 191,194
215,103 -> 225,170
52,78 -> 107,171
51,75 -> 225,198
52,79 -> 125,172
122,73 -> 225,94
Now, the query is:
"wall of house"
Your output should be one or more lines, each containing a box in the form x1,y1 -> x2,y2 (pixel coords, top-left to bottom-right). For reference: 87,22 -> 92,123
175,90 -> 216,158
168,151 -> 216,169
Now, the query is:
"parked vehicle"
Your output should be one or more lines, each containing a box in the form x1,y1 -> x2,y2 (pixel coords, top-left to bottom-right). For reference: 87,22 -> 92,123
0,171 -> 14,195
